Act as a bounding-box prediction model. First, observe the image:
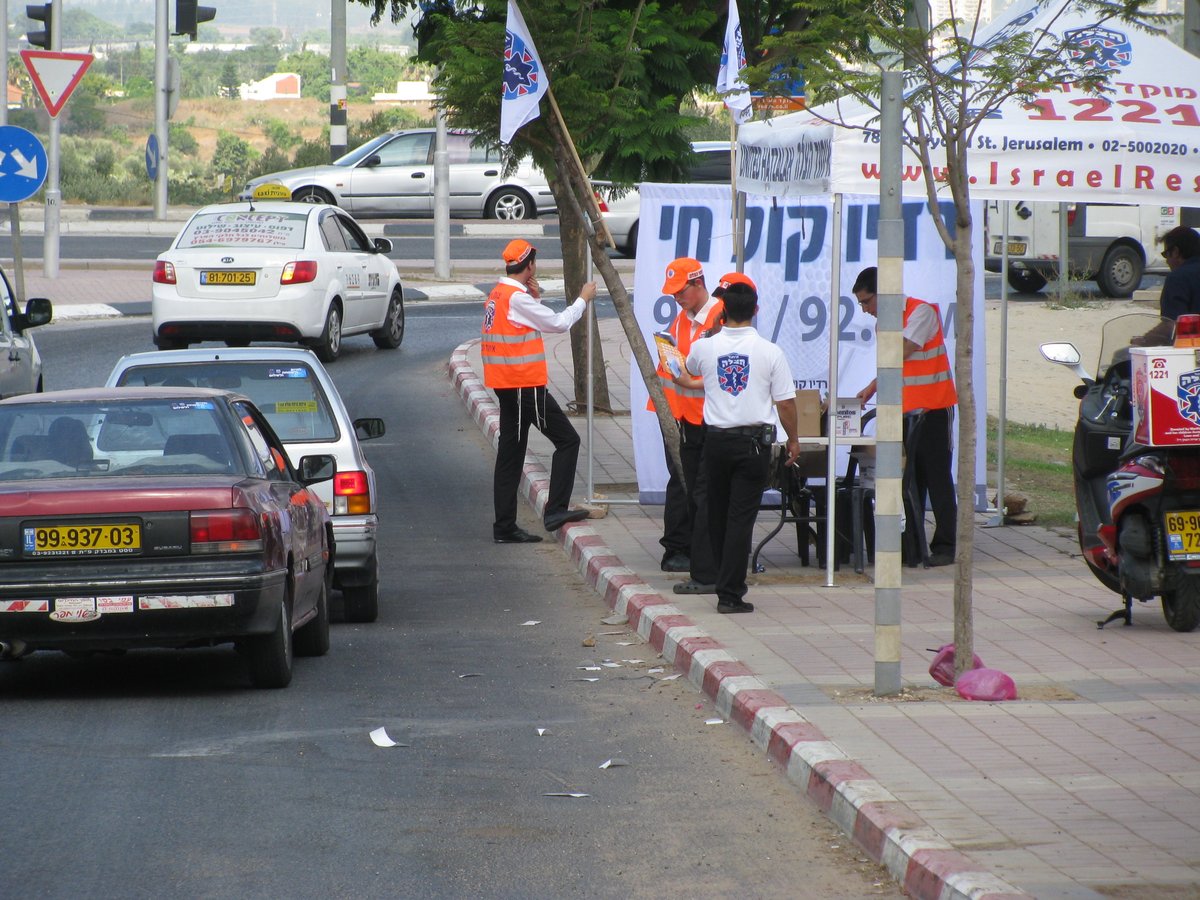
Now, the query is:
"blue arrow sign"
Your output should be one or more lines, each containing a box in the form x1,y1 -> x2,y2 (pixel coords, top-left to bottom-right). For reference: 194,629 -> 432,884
0,125 -> 47,203
146,133 -> 159,181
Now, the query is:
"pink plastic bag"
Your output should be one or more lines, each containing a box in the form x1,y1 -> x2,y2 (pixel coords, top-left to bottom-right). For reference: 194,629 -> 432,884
955,667 -> 1018,701
928,642 -> 984,687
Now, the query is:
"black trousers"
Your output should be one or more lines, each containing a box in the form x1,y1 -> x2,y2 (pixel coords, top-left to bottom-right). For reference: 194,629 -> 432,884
659,420 -> 717,582
703,432 -> 771,605
904,406 -> 957,558
492,386 -> 580,535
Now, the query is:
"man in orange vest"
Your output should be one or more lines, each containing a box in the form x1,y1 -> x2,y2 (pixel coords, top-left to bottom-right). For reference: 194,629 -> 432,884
482,239 -> 597,543
652,258 -> 728,593
853,266 -> 958,567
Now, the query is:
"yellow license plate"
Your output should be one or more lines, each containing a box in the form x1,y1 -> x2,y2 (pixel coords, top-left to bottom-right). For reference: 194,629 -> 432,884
1164,510 -> 1200,560
25,524 -> 142,557
201,270 -> 256,286
993,241 -> 1027,255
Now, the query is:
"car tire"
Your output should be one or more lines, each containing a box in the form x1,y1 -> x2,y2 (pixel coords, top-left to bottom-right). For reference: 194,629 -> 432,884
314,304 -> 342,363
1006,267 -> 1046,294
154,335 -> 189,351
371,287 -> 405,349
624,221 -> 639,258
343,580 -> 379,624
1096,244 -> 1143,298
487,187 -> 535,220
294,576 -> 330,657
293,186 -> 335,205
246,596 -> 293,688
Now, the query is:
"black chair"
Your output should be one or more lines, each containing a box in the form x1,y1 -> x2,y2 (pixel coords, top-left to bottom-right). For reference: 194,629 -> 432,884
164,433 -> 232,468
47,418 -> 93,468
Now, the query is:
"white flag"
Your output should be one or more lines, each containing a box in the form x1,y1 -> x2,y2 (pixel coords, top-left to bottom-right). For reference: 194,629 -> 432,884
500,1 -> 549,145
717,0 -> 752,124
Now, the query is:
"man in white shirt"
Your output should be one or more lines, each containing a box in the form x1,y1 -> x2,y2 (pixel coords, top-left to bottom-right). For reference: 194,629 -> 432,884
674,277 -> 800,613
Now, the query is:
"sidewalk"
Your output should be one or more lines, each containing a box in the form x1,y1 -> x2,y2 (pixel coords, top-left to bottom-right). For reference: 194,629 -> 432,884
449,318 -> 1200,900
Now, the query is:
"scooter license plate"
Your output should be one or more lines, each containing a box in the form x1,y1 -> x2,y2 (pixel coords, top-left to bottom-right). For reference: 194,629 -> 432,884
1164,511 -> 1200,560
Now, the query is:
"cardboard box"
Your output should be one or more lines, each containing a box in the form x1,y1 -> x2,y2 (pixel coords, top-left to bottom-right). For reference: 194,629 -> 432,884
795,389 -> 822,437
833,397 -> 862,438
1131,347 -> 1200,446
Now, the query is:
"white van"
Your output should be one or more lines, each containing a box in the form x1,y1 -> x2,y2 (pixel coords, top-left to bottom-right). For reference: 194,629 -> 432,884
983,201 -> 1190,297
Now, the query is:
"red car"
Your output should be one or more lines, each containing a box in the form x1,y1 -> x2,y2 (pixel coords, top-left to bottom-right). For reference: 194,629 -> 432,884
0,387 -> 335,688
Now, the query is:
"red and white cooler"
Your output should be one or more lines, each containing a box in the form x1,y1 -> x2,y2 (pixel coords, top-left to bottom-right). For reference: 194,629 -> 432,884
1131,346 -> 1200,446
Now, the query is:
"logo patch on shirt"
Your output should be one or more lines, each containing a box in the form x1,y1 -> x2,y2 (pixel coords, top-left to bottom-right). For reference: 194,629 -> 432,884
483,301 -> 496,332
717,352 -> 749,396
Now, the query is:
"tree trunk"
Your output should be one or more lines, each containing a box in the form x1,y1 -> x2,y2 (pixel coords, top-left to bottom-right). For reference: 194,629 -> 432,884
952,229 -> 977,678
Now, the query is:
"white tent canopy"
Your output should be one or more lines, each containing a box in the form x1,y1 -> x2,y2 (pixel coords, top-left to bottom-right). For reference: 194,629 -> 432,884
736,0 -> 1200,206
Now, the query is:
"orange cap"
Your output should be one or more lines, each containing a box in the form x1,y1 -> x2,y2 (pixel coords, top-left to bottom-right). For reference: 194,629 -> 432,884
713,272 -> 757,297
502,239 -> 536,265
661,257 -> 705,295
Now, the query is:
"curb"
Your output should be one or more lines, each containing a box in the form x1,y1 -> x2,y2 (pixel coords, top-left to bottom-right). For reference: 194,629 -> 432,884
447,339 -> 1030,900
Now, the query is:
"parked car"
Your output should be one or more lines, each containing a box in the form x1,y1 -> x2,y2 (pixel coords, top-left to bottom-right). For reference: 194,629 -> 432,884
594,141 -> 733,257
152,200 -> 405,362
240,129 -> 556,220
0,387 -> 336,688
1,265 -> 52,399
107,347 -> 384,623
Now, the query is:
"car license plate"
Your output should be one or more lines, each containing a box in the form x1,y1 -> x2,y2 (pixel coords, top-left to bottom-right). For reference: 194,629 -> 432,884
992,241 -> 1027,256
1164,510 -> 1200,560
24,524 -> 141,557
201,270 -> 256,286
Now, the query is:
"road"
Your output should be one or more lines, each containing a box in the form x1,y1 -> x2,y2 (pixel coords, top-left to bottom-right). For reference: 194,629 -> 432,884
0,309 -> 902,898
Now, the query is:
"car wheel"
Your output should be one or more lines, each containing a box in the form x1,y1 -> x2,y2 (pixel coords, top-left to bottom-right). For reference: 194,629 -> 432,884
487,187 -> 535,220
1006,267 -> 1046,294
246,596 -> 293,688
293,186 -> 335,205
294,576 -> 330,657
1096,244 -> 1143,298
154,335 -> 188,351
371,287 -> 405,349
343,580 -> 379,624
624,221 -> 639,258
314,304 -> 342,363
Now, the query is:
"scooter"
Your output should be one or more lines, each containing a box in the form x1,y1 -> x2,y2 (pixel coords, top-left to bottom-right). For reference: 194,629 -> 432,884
1041,312 -> 1200,632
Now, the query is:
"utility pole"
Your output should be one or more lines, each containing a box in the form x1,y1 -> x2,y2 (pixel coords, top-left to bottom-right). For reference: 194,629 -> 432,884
330,0 -> 346,160
154,0 -> 169,219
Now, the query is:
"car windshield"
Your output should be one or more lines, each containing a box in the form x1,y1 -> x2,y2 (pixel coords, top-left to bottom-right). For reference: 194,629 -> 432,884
116,361 -> 338,442
333,133 -> 397,168
0,399 -> 240,480
176,211 -> 308,250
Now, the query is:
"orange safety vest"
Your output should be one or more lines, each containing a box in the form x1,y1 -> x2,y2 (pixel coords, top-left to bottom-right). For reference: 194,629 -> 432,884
902,296 -> 957,412
481,281 -> 547,389
646,300 -> 725,424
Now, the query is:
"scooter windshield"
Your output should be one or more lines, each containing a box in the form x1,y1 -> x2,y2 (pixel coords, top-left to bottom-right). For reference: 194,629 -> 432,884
1097,313 -> 1173,381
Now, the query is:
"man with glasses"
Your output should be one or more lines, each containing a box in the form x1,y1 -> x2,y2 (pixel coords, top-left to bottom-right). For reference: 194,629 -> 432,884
1158,226 -> 1200,321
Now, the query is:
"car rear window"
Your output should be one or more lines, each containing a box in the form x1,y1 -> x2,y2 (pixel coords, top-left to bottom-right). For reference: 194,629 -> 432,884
176,211 -> 308,250
116,362 -> 339,443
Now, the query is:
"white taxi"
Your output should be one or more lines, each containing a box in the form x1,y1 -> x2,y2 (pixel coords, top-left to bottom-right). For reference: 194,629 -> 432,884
151,198 -> 404,362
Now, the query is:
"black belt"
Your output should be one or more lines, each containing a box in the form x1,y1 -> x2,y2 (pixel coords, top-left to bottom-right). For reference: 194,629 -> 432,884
708,425 -> 762,436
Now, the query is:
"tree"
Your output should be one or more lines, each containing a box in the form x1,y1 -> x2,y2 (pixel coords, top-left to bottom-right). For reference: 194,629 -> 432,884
212,131 -> 255,184
750,0 -> 1167,676
218,60 -> 241,100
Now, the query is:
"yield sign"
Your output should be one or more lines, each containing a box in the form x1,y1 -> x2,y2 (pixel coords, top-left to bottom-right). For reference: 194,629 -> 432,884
20,50 -> 94,118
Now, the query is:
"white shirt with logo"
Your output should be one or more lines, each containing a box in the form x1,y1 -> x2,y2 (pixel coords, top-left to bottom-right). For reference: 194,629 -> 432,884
685,325 -> 795,429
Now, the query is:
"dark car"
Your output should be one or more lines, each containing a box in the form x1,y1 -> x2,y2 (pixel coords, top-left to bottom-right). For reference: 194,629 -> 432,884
0,387 -> 336,688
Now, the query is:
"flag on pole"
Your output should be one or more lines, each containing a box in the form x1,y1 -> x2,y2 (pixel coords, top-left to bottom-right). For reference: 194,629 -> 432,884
717,0 -> 752,124
501,0 -> 549,145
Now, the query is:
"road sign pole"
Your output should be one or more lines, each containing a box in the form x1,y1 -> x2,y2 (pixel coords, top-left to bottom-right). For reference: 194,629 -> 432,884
154,0 -> 168,218
41,0 -> 61,278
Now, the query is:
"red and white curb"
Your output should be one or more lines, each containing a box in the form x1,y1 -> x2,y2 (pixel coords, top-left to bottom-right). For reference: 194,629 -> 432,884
449,340 -> 1028,900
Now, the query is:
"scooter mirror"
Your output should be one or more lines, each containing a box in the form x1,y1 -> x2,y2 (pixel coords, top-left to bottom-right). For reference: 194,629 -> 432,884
1039,342 -> 1081,366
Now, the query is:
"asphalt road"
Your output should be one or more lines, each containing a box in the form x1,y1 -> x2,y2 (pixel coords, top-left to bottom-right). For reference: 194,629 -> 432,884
0,309 -> 901,898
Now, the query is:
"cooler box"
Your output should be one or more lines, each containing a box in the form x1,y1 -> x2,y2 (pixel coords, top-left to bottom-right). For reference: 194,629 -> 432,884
1131,347 -> 1200,446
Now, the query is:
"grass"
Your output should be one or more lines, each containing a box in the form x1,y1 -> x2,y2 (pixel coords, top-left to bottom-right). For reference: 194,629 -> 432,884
987,416 -> 1077,528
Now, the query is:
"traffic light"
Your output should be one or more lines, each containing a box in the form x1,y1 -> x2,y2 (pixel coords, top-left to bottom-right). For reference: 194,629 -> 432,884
174,0 -> 215,40
25,3 -> 52,50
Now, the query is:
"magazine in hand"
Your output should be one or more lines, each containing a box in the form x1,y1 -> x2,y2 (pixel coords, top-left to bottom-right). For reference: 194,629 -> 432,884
653,330 -> 686,377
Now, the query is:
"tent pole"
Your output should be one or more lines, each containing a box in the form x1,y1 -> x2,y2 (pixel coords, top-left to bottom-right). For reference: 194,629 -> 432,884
987,202 -> 1010,526
825,194 -> 843,586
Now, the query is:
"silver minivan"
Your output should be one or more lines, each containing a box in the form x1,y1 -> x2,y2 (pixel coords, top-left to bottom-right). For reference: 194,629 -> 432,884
241,128 -> 556,220
107,347 -> 385,623
0,266 -> 51,399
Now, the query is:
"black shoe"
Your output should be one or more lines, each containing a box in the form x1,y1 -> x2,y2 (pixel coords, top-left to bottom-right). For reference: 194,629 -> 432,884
544,508 -> 590,531
673,580 -> 717,595
717,599 -> 754,614
661,552 -> 690,572
927,553 -> 954,567
494,528 -> 544,544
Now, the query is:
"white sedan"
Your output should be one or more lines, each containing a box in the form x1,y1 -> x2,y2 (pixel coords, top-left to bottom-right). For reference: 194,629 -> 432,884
151,201 -> 405,362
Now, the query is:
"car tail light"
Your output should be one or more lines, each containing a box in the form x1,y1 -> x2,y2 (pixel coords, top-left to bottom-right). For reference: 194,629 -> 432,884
1175,314 -> 1200,347
281,261 -> 319,284
334,470 -> 371,515
153,261 -> 176,284
593,190 -> 609,213
1066,204 -> 1077,227
1168,453 -> 1200,489
190,509 -> 264,553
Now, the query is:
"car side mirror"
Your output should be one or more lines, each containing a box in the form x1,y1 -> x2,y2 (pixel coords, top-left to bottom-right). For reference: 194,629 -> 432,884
297,453 -> 336,484
13,297 -> 52,331
362,154 -> 382,168
354,417 -> 385,441
373,237 -> 393,254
